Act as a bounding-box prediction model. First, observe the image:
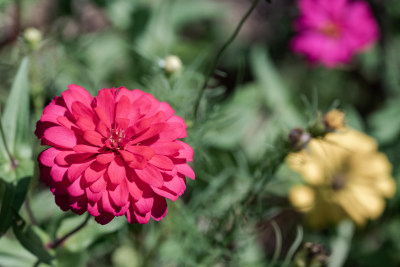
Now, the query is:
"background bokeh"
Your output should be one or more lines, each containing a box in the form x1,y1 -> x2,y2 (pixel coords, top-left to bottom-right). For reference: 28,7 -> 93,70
1,0 -> 400,266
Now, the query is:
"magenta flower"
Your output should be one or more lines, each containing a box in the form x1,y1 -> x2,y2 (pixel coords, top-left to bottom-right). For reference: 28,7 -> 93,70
291,0 -> 379,68
35,85 -> 195,224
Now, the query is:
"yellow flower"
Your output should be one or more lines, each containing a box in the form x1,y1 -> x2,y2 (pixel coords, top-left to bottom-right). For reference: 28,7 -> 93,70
287,128 -> 396,229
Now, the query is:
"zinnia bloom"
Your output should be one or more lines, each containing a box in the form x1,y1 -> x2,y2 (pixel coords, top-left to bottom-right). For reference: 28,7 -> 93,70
291,0 -> 379,68
35,85 -> 194,225
287,128 -> 395,229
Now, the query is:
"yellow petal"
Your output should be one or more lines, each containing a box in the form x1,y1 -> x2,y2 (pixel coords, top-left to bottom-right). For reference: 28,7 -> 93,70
348,184 -> 385,220
289,185 -> 315,212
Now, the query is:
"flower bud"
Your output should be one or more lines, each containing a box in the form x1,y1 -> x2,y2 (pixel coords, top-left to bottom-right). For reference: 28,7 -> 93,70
293,242 -> 329,267
159,55 -> 182,75
23,27 -> 43,49
289,128 -> 311,151
324,109 -> 345,131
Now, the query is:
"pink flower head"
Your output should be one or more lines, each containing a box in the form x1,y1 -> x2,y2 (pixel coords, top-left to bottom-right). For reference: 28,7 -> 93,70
35,85 -> 195,225
291,0 -> 379,68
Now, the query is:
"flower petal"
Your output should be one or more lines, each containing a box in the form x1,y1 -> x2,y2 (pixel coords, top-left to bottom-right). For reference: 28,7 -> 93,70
107,157 -> 127,184
135,166 -> 163,188
44,126 -> 77,149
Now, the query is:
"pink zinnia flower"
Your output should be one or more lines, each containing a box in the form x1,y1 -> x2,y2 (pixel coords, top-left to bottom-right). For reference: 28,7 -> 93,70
35,85 -> 195,225
291,0 -> 379,68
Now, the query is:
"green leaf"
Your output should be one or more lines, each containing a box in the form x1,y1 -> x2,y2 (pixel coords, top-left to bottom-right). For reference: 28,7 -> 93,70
369,98 -> 400,144
1,57 -> 31,160
250,46 -> 303,127
328,220 -> 354,267
0,176 -> 31,236
0,235 -> 38,267
12,213 -> 54,264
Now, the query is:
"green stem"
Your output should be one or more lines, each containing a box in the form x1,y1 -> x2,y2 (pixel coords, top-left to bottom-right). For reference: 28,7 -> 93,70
49,213 -> 91,249
193,0 -> 262,119
0,116 -> 17,169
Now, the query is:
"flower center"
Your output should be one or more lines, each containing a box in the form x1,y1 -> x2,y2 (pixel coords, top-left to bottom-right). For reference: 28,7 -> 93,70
331,172 -> 347,191
320,22 -> 341,38
109,128 -> 126,149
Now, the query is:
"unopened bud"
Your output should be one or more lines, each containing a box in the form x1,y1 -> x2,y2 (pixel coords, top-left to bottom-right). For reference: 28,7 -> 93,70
23,27 -> 43,49
159,55 -> 182,75
324,109 -> 345,131
289,128 -> 311,151
294,242 -> 329,267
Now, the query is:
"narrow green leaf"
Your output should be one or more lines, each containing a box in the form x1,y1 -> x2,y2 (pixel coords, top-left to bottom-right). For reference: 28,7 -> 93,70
328,220 -> 354,267
12,213 -> 54,264
250,46 -> 303,126
0,177 -> 31,236
2,57 -> 31,160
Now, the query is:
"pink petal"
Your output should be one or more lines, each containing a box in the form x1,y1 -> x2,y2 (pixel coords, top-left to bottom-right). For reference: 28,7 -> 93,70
150,142 -> 183,156
56,116 -> 77,130
151,195 -> 168,221
152,186 -> 178,201
101,191 -> 116,214
68,160 -> 95,182
73,144 -> 101,153
83,130 -> 104,147
135,165 -> 163,188
44,126 -> 77,149
174,140 -> 194,161
127,179 -> 143,201
89,175 -> 107,193
39,147 -> 60,167
96,120 -> 109,137
96,152 -> 115,164
133,95 -> 152,116
109,180 -> 129,207
158,102 -> 175,119
84,161 -> 107,184
127,154 -> 147,170
67,177 -> 85,196
75,117 -> 96,131
95,212 -> 114,225
71,101 -> 95,120
107,157 -> 127,184
95,89 -> 115,125
115,96 -> 131,119
158,122 -> 186,141
62,85 -> 93,112
176,164 -> 195,180
94,106 -> 112,129
87,201 -> 101,216
149,155 -> 174,170
40,104 -> 67,124
55,151 -> 83,166
131,123 -> 167,144
125,145 -> 155,160
134,190 -> 154,214
50,164 -> 68,182
119,150 -> 135,162
86,187 -> 103,202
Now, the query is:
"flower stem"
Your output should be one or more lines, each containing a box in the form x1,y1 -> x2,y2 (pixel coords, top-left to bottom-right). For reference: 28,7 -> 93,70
49,213 -> 91,249
0,116 -> 17,169
193,0 -> 262,120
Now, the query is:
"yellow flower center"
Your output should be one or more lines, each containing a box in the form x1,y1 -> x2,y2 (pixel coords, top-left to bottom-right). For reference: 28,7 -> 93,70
320,22 -> 341,38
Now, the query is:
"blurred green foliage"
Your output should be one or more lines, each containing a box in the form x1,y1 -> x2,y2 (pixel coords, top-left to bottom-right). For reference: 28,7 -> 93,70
0,0 -> 400,266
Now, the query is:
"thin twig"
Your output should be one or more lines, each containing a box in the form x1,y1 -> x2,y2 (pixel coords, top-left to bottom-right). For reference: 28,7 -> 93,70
25,197 -> 37,225
48,213 -> 91,249
193,0 -> 262,120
